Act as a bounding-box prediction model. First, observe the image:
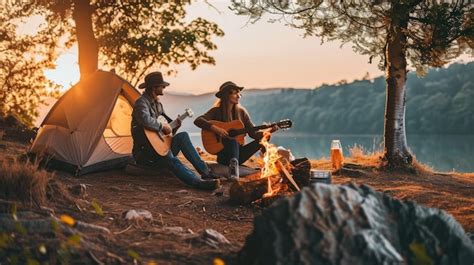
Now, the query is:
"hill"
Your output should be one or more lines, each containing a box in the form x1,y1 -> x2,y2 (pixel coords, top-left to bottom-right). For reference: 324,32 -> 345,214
161,62 -> 474,135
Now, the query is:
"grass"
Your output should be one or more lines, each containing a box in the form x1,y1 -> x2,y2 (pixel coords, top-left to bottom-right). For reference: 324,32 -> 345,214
308,144 -> 440,176
0,159 -> 71,208
347,144 -> 383,167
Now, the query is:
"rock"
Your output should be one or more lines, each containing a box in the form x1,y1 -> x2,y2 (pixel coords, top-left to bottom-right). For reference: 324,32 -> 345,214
201,229 -> 231,248
240,183 -> 474,265
75,221 -> 111,234
468,232 -> 474,244
69,184 -> 87,198
0,214 -> 110,235
163,226 -> 184,234
207,161 -> 260,179
124,209 -> 153,222
125,162 -> 170,176
277,146 -> 295,161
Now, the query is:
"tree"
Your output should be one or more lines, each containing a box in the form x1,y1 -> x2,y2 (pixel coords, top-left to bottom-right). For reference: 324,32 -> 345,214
0,5 -> 61,126
231,0 -> 473,169
1,1 -> 224,125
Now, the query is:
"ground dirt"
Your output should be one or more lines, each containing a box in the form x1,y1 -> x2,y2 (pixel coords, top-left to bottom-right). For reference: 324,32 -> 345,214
1,139 -> 473,265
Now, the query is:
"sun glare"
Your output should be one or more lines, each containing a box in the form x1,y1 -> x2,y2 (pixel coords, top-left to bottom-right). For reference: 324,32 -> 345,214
16,14 -> 80,92
44,47 -> 80,92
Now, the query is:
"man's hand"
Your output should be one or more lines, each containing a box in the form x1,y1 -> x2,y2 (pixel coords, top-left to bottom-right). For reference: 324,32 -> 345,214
162,123 -> 172,135
175,116 -> 182,129
211,125 -> 229,138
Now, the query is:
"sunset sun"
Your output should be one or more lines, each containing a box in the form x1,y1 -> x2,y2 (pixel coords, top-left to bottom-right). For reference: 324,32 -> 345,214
44,46 -> 80,92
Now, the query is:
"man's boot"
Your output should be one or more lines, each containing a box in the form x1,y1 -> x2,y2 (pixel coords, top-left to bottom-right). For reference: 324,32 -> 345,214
195,179 -> 221,190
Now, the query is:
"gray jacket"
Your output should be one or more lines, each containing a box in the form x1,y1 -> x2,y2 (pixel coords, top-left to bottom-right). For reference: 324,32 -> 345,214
131,93 -> 172,159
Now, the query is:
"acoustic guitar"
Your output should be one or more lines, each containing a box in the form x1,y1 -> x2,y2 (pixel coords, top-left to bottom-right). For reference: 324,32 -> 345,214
201,119 -> 292,154
145,108 -> 194,156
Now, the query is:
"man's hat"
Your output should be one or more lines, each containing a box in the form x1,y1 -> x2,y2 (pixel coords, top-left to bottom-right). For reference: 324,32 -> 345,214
138,72 -> 170,89
215,81 -> 244,98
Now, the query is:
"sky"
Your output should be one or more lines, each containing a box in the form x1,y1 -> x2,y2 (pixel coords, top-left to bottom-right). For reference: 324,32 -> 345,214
36,1 -> 472,94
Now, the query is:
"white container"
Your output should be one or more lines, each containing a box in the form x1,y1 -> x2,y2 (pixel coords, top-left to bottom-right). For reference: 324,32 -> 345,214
310,169 -> 332,184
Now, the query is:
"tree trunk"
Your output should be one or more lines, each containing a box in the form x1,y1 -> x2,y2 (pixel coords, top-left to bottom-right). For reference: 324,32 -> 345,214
383,5 -> 413,169
72,0 -> 98,79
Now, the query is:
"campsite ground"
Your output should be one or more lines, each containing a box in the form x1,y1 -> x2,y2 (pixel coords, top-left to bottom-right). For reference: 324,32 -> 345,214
1,137 -> 473,264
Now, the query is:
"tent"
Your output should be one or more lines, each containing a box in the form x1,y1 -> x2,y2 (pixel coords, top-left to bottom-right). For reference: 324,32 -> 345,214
30,70 -> 141,175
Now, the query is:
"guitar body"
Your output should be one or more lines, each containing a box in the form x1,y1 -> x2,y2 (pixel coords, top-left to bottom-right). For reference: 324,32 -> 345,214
202,120 -> 246,155
144,109 -> 194,156
144,128 -> 172,156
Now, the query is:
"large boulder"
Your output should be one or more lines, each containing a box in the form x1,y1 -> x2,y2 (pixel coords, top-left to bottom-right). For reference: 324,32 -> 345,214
240,183 -> 474,265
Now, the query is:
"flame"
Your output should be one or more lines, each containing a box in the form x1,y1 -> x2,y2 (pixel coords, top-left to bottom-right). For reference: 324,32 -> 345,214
259,130 -> 282,197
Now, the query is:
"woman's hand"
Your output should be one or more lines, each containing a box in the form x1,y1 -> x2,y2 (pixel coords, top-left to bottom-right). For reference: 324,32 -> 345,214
211,125 -> 229,138
270,125 -> 279,133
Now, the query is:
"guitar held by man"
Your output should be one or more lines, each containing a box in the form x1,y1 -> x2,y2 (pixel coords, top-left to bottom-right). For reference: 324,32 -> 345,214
144,108 -> 194,156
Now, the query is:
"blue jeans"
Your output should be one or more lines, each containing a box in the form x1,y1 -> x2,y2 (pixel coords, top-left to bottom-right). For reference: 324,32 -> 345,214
217,138 -> 262,166
166,132 -> 211,186
135,132 -> 209,186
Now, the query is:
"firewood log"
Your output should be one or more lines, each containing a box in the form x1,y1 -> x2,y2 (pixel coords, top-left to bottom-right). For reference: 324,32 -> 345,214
229,177 -> 269,205
290,158 -> 311,187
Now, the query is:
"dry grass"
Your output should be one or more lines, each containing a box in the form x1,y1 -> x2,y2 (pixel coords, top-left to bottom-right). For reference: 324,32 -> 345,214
411,156 -> 435,175
347,144 -> 383,167
0,159 -> 52,206
0,159 -> 72,208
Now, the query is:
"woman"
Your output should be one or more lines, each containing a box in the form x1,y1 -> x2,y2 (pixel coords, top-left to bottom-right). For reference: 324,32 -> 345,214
194,81 -> 275,179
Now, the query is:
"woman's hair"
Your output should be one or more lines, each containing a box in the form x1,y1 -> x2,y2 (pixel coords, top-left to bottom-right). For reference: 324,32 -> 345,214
213,88 -> 241,122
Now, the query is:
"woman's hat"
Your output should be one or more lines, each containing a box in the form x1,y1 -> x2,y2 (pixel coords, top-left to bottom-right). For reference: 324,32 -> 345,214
138,72 -> 170,89
215,81 -> 244,98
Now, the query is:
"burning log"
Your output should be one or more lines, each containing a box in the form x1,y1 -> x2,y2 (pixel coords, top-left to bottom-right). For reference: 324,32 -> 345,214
276,159 -> 300,191
229,173 -> 269,205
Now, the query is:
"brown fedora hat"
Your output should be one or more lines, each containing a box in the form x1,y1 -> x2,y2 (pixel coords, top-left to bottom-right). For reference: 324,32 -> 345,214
138,71 -> 170,89
215,81 -> 244,98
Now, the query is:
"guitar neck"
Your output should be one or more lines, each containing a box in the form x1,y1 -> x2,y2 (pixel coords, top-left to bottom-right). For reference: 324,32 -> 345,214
169,112 -> 190,129
231,124 -> 273,136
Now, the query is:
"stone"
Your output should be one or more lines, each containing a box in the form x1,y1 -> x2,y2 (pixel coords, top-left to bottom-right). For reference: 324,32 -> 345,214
163,226 -> 184,234
68,184 -> 87,198
240,183 -> 474,265
124,209 -> 153,222
207,161 -> 260,179
202,229 -> 231,248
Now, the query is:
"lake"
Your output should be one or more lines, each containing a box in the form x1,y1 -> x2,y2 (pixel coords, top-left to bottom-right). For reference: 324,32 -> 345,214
188,133 -> 474,173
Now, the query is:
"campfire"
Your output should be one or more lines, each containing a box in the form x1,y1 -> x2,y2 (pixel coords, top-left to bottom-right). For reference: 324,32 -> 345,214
229,130 -> 310,205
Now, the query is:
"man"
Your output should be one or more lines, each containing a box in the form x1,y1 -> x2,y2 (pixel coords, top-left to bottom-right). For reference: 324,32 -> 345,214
131,72 -> 220,190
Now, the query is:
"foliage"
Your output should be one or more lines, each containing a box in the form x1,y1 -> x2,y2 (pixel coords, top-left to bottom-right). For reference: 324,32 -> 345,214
231,0 -> 473,73
231,0 -> 472,166
0,1 -> 224,126
241,62 -> 474,135
14,0 -> 224,85
0,5 -> 61,127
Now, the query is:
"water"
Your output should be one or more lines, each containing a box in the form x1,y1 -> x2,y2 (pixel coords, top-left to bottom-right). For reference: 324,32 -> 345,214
188,132 -> 474,173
